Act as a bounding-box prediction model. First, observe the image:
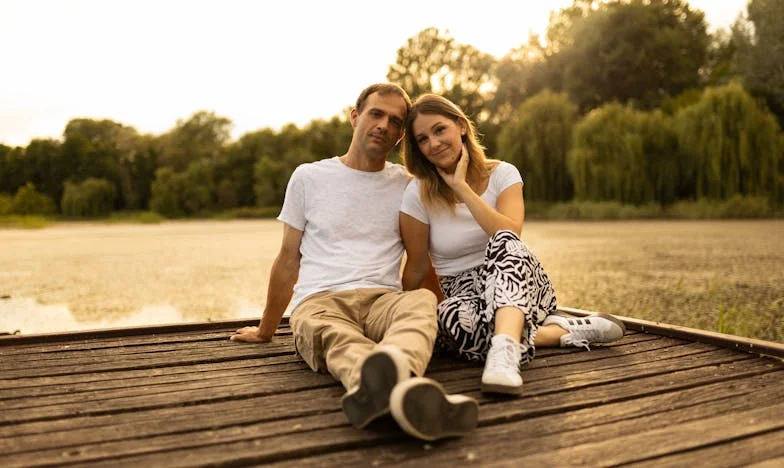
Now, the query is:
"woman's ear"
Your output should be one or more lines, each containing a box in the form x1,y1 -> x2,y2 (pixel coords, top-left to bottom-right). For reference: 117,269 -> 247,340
461,133 -> 467,142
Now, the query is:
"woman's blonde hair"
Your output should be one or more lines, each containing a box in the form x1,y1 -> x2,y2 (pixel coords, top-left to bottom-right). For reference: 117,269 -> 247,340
402,94 -> 495,213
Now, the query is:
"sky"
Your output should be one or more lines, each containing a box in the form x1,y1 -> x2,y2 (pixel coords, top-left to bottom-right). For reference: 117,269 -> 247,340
0,0 -> 749,147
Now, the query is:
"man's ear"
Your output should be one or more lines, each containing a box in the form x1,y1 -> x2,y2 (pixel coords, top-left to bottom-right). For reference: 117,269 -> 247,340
396,130 -> 406,145
349,108 -> 358,128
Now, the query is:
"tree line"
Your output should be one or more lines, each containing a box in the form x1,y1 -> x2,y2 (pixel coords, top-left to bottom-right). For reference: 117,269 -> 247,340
1,0 -> 782,219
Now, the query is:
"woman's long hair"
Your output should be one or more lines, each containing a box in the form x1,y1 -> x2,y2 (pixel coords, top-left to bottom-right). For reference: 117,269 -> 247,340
402,94 -> 496,213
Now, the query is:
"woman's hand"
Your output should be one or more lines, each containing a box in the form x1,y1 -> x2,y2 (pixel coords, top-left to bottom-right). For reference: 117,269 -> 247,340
437,144 -> 470,190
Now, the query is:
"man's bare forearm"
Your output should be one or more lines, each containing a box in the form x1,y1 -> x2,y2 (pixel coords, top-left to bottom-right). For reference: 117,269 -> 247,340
257,252 -> 299,340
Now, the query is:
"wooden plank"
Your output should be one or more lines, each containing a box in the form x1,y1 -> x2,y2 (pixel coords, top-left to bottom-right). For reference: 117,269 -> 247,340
0,354 -> 303,392
0,318 -> 267,346
747,456 -> 784,468
0,343 -> 742,423
628,429 -> 784,467
0,348 -> 772,446
0,358 -> 309,400
0,336 -> 295,371
0,361 -> 312,407
558,306 -> 784,358
0,340 -> 297,379
19,375 -> 781,468
262,372 -> 784,468
506,401 -> 784,466
0,325 -> 291,357
3,365 -> 781,463
0,368 -> 339,425
0,334 -> 678,402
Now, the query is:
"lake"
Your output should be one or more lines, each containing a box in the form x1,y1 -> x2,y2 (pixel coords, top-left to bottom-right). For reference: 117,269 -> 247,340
1,219 -> 781,342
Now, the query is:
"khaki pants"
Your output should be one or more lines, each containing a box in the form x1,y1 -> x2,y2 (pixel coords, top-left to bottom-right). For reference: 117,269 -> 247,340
290,288 -> 437,390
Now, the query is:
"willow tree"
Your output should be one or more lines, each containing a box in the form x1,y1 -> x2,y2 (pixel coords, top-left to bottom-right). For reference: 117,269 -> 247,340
569,103 -> 662,204
676,82 -> 782,202
497,90 -> 577,202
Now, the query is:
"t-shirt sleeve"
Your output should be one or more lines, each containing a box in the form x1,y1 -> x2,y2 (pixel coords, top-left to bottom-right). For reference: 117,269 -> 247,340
495,162 -> 524,192
277,165 -> 307,231
399,179 -> 429,224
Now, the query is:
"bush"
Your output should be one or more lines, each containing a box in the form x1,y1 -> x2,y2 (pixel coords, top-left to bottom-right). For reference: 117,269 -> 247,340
666,195 -> 773,219
150,168 -> 187,218
9,183 -> 56,215
227,206 -> 281,219
528,201 -> 663,220
0,194 -> 11,215
719,194 -> 772,218
61,178 -> 117,218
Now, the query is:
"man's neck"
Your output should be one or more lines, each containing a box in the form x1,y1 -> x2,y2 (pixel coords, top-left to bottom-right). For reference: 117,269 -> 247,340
339,149 -> 387,172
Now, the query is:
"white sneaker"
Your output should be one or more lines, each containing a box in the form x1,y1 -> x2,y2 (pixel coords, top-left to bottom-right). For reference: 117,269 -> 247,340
543,312 -> 626,350
341,344 -> 410,428
481,334 -> 524,395
389,377 -> 479,441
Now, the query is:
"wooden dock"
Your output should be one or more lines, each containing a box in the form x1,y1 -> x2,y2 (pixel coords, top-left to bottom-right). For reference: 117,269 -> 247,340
1,307 -> 783,467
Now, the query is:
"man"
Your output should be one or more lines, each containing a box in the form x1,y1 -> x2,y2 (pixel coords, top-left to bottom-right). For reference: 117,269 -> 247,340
230,83 -> 478,442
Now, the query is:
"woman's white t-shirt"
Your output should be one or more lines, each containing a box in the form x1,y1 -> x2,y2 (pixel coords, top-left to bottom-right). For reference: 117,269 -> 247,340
400,161 -> 523,277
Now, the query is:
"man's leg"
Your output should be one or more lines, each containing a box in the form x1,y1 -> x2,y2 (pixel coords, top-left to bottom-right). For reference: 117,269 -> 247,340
291,290 -> 411,429
365,288 -> 438,377
290,291 -> 374,390
366,288 -> 479,441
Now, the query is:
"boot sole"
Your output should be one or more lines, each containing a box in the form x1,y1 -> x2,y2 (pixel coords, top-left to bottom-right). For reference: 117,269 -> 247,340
390,377 -> 478,441
341,348 -> 409,428
481,381 -> 524,395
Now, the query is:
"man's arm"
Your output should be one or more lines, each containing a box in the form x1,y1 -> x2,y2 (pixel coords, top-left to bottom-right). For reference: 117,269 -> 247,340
231,223 -> 303,343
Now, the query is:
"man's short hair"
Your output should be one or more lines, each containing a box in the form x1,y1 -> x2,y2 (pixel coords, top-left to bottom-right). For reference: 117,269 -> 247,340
355,83 -> 412,116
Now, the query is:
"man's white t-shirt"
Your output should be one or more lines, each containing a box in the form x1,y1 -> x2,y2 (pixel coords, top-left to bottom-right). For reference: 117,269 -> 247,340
278,156 -> 411,310
400,161 -> 523,277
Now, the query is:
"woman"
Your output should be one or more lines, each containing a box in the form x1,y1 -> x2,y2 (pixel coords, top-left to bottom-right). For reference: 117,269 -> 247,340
400,94 -> 625,395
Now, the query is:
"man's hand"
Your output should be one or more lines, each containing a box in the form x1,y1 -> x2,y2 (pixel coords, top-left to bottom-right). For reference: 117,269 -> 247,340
229,326 -> 271,343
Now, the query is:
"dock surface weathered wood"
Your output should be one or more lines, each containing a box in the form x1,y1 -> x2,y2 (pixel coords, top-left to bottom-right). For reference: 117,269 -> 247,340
1,312 -> 783,467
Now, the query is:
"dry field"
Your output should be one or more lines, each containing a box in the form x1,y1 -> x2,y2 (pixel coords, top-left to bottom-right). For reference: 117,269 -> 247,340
1,219 -> 781,342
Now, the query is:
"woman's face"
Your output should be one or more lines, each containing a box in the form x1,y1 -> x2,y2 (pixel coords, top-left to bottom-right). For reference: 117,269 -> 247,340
411,113 -> 465,171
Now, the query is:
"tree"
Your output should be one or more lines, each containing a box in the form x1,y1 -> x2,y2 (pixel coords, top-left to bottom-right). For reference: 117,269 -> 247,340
182,159 -> 216,215
61,118 -> 139,210
157,111 -> 232,172
555,0 -> 710,111
388,28 -> 496,122
569,103 -> 672,204
675,83 -> 782,203
20,139 -> 65,205
9,182 -> 57,215
149,168 -> 187,218
61,178 -> 117,217
497,91 -> 577,201
733,0 -> 784,127
253,148 -> 316,207
701,28 -> 738,86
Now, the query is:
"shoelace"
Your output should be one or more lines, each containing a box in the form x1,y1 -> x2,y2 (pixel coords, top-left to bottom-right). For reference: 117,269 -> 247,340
485,339 -> 521,374
561,334 -> 591,351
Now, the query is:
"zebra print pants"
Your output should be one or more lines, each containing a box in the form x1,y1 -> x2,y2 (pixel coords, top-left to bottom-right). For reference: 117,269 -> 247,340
436,230 -> 557,365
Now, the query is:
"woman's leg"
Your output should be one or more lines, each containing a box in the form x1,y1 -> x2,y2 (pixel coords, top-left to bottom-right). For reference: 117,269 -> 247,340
436,268 -> 489,363
478,230 -> 560,394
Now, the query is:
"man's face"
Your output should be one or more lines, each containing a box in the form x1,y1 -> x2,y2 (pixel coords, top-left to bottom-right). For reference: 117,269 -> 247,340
350,92 -> 408,160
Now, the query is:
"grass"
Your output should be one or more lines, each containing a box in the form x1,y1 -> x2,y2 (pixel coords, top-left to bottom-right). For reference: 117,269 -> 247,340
525,195 -> 782,220
0,215 -> 52,229
525,220 -> 783,343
